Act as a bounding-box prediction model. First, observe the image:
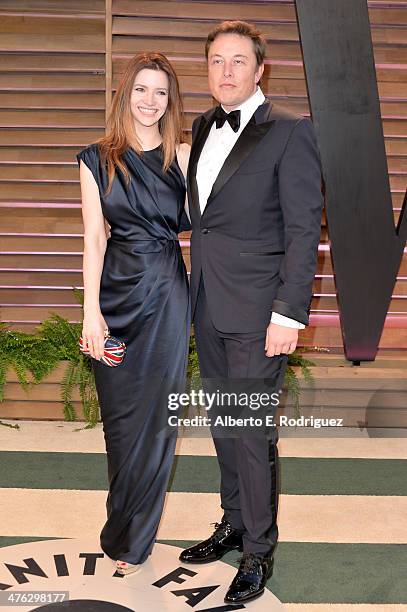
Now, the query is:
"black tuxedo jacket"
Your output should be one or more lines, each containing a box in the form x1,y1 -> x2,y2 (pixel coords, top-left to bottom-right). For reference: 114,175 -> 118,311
187,100 -> 324,333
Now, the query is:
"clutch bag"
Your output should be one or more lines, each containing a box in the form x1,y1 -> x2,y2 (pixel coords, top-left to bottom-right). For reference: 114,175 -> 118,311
79,330 -> 126,367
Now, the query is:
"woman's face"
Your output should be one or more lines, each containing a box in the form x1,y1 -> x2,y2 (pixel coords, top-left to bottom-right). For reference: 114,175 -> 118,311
130,68 -> 169,129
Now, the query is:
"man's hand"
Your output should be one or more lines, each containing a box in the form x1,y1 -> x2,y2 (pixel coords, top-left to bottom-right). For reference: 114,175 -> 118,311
265,323 -> 298,357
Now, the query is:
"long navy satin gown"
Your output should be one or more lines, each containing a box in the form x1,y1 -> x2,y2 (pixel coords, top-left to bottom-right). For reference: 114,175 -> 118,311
76,144 -> 190,564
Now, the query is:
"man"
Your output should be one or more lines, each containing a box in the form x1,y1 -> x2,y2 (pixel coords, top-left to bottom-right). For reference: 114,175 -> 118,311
179,21 -> 323,604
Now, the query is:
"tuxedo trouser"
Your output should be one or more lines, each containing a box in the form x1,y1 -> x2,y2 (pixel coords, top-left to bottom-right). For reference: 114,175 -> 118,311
194,276 -> 288,556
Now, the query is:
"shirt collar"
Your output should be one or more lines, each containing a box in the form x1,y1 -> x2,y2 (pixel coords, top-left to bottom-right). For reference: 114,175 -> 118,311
221,87 -> 266,126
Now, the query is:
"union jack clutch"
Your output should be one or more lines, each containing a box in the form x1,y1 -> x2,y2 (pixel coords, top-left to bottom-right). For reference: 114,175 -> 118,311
79,331 -> 126,367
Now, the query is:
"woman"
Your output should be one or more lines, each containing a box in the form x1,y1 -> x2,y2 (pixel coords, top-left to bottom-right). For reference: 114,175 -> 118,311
76,53 -> 190,575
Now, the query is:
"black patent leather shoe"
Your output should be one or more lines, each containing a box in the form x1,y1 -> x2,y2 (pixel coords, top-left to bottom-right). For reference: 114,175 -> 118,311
179,519 -> 243,564
224,552 -> 274,604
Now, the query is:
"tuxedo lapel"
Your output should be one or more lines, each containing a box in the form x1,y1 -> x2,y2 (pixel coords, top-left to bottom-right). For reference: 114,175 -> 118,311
187,109 -> 216,216
188,101 -> 276,217
204,101 -> 275,209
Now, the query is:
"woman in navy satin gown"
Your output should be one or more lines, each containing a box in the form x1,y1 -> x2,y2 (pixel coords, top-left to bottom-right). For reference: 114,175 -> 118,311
76,53 -> 190,574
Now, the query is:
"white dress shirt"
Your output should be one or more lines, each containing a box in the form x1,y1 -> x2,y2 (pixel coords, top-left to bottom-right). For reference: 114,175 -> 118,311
196,87 -> 305,330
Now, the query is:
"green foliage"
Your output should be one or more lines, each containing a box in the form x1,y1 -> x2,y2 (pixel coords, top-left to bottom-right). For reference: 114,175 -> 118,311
0,300 -> 99,428
0,420 -> 19,429
60,360 -> 79,422
0,323 -> 59,391
37,311 -> 100,428
0,292 -> 323,430
38,315 -> 82,362
187,334 -> 201,393
285,346 -> 329,417
77,354 -> 99,428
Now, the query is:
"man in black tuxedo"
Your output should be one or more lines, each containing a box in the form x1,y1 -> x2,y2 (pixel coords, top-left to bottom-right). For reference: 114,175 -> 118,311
179,21 -> 323,604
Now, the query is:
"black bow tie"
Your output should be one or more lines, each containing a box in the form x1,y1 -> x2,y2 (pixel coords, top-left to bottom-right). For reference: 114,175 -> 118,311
214,107 -> 241,133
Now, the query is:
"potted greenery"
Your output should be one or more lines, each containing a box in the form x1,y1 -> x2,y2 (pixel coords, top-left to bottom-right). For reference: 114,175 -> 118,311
0,290 -> 320,429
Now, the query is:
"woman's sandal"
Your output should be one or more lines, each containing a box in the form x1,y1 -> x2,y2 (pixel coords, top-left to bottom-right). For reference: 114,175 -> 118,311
116,560 -> 141,576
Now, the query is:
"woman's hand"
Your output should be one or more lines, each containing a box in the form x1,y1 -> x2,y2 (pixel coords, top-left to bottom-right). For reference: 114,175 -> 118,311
82,310 -> 108,361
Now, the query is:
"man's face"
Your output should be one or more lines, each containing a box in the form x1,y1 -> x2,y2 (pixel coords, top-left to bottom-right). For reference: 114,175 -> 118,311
207,33 -> 264,111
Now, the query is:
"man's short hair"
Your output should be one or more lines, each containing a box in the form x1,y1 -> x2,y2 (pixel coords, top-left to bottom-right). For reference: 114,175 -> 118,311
205,20 -> 267,67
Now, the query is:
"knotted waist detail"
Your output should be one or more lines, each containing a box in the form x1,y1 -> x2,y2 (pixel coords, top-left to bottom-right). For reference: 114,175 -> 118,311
107,235 -> 182,256
109,236 -> 180,244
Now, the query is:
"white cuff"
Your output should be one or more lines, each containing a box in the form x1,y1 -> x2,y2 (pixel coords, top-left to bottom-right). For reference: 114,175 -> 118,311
270,312 -> 305,329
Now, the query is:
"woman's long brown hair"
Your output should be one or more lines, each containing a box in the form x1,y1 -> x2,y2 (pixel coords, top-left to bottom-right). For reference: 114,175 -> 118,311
96,52 -> 184,195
